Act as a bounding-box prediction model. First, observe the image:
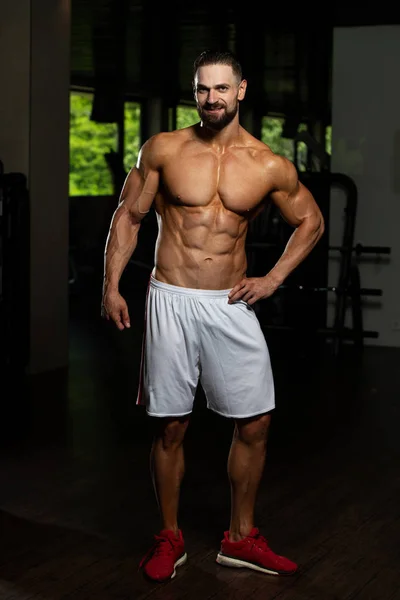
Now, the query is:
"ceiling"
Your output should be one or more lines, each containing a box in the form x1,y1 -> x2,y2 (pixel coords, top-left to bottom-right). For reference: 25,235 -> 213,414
70,1 -> 400,123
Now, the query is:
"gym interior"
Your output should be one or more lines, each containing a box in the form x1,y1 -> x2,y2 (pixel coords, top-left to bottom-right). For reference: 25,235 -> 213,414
1,3 -> 399,599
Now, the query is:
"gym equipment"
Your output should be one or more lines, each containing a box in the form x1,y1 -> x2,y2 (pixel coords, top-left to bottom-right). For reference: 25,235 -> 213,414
278,283 -> 382,296
329,243 -> 391,255
246,170 -> 391,355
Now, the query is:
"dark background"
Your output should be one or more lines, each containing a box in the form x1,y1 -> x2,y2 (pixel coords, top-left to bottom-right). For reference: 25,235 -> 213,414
0,4 -> 400,600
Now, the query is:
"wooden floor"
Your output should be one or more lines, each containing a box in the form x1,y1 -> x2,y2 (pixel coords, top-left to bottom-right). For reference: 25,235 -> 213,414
1,266 -> 400,600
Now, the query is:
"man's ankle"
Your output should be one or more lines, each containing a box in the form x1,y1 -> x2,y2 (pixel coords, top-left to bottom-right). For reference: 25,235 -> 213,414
162,525 -> 180,537
228,526 -> 252,542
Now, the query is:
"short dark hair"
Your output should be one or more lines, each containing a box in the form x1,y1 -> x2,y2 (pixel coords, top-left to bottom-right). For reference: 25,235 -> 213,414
193,49 -> 243,82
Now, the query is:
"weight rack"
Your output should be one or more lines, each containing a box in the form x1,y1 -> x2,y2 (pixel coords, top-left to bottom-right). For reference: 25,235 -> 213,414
246,172 -> 391,355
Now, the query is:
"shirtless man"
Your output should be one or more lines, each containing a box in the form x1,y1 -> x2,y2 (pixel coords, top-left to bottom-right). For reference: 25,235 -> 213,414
101,50 -> 324,583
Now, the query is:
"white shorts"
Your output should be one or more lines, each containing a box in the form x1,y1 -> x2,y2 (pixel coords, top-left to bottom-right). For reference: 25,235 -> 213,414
136,274 -> 275,419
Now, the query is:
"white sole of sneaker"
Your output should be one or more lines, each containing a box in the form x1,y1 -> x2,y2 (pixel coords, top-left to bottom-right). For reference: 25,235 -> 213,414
171,552 -> 188,579
216,552 -> 293,576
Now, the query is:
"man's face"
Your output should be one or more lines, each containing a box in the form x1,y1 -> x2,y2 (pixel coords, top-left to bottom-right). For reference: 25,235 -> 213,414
193,64 -> 246,131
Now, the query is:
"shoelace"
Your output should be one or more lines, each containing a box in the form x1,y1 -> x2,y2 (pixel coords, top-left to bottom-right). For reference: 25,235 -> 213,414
153,535 -> 175,556
249,532 -> 271,553
139,535 -> 175,567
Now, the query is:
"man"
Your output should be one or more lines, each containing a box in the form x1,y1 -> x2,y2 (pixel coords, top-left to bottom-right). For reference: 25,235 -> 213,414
101,49 -> 324,583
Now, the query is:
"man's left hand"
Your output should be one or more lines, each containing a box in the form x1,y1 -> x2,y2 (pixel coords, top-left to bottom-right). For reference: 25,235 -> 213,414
228,275 -> 280,305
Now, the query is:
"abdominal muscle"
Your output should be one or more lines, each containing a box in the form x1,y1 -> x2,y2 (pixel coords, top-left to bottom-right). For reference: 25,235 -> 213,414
152,202 -> 249,290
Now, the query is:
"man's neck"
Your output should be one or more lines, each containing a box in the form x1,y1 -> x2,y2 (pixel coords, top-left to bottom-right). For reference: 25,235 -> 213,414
196,119 -> 242,152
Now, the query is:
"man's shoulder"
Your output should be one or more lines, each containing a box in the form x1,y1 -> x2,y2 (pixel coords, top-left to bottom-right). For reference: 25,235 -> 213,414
242,132 -> 289,166
254,140 -> 295,174
240,131 -> 298,190
141,127 -> 195,163
242,141 -> 284,173
147,127 -> 195,149
263,149 -> 294,172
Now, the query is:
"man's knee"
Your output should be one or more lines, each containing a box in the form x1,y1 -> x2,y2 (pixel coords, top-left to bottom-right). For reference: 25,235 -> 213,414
154,416 -> 190,450
234,412 -> 271,445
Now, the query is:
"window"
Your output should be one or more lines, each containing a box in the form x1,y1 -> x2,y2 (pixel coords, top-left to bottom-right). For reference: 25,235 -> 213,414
69,93 -> 141,195
261,116 -> 308,169
325,125 -> 332,155
176,105 -> 199,129
69,92 -> 118,196
124,101 -> 141,172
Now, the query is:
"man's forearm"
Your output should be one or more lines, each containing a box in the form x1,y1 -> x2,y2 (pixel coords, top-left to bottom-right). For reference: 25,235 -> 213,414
266,218 -> 324,287
103,206 -> 140,291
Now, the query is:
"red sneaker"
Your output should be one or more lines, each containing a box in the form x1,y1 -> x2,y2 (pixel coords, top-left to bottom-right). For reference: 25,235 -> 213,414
139,529 -> 187,582
216,527 -> 297,576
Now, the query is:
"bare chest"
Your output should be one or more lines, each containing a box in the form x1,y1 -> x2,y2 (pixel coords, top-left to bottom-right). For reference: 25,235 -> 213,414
160,150 -> 271,214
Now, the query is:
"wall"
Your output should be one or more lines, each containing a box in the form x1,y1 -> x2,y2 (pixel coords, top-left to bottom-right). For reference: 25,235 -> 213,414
0,0 -> 71,373
329,25 -> 400,347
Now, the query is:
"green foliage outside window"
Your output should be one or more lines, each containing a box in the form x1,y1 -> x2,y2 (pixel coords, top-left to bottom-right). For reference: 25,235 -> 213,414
261,117 -> 296,159
262,117 -> 332,169
176,106 -> 199,129
69,93 -> 116,196
69,93 -> 140,196
124,102 -> 141,172
326,126 -> 332,155
262,117 -> 310,169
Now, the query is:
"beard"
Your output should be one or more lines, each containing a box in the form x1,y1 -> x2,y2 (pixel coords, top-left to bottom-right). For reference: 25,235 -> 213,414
197,102 -> 238,131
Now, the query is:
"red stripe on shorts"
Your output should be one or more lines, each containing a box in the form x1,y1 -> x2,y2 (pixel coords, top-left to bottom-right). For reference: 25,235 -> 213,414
136,276 -> 151,405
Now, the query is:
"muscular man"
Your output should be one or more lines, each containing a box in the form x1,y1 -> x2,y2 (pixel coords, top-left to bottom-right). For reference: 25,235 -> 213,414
101,50 -> 324,583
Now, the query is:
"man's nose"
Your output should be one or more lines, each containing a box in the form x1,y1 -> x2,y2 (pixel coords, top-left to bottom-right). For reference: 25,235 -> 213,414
207,90 -> 218,104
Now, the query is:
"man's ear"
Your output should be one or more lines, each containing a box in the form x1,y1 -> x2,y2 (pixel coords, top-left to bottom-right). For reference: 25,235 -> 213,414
238,79 -> 247,101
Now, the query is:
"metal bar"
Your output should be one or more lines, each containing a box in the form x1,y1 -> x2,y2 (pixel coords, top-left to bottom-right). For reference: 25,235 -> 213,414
277,285 -> 382,296
329,244 -> 391,254
262,325 -> 379,338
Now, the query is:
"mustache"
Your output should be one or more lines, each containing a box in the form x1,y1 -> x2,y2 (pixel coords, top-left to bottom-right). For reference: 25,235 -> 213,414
203,104 -> 225,110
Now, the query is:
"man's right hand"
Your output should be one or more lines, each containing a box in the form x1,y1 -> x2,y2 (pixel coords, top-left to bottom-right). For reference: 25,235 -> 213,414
101,289 -> 131,331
